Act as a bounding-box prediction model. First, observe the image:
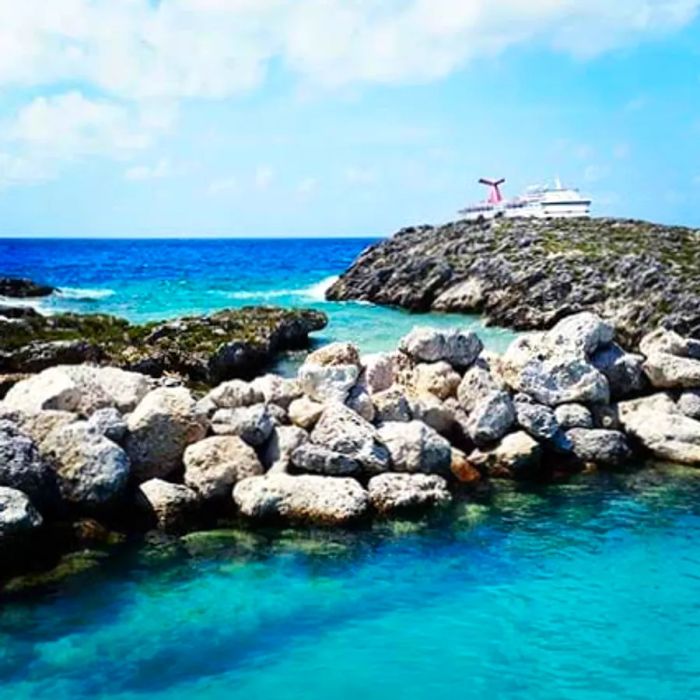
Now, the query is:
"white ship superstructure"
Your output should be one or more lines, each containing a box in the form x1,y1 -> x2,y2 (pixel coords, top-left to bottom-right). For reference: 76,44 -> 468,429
460,178 -> 591,221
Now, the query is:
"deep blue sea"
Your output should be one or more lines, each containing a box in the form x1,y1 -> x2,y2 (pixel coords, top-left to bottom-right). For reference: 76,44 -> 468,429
1,239 -> 700,700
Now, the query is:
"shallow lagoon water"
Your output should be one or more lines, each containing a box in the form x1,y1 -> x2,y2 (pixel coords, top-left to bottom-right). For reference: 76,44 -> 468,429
3,468 -> 700,700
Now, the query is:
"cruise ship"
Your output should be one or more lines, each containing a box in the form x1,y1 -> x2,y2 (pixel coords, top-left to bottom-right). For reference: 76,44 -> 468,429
460,178 -> 591,221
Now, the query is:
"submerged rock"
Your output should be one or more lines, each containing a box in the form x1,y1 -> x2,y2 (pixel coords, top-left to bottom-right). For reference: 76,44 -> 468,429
233,474 -> 369,525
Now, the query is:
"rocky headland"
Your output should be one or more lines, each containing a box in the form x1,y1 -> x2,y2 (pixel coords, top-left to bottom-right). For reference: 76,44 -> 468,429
326,217 -> 700,345
0,301 -> 327,393
3,310 -> 700,586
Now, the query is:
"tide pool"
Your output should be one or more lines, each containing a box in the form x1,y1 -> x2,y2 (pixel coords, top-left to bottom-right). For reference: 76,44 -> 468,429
2,467 -> 700,699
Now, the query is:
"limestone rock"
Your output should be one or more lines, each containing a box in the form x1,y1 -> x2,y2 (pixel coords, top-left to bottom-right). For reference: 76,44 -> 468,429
469,431 -> 541,478
545,312 -> 614,356
17,410 -> 78,447
184,435 -> 263,500
398,327 -> 482,370
0,486 -> 43,538
205,379 -> 263,409
137,479 -> 199,530
411,361 -> 461,400
466,391 -> 516,446
566,428 -> 632,466
408,393 -> 455,436
591,344 -> 646,398
368,473 -> 451,515
643,353 -> 700,389
457,359 -> 502,412
306,342 -> 361,367
262,426 -> 308,474
678,390 -> 700,420
297,363 -> 359,403
360,352 -> 401,394
86,408 -> 127,444
554,404 -> 594,430
377,420 -> 451,475
310,403 -> 390,475
250,374 -> 302,409
515,401 -> 559,441
288,396 -> 323,430
372,386 -> 412,423
345,385 -> 376,422
125,387 -> 208,482
42,422 -> 130,507
290,442 -> 360,476
233,474 -> 369,525
211,404 -> 274,447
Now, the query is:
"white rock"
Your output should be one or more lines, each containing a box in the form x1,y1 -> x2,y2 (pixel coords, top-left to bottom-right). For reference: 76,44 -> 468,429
377,420 -> 451,475
566,428 -> 632,466
515,401 -> 559,440
262,426 -> 308,474
545,312 -> 614,356
184,435 -> 263,500
643,353 -> 700,389
678,390 -> 700,420
469,431 -> 541,478
205,379 -> 263,409
412,361 -> 461,400
211,404 -> 274,446
0,486 -> 43,538
554,404 -> 594,430
290,442 -> 361,476
373,386 -> 412,423
86,408 -> 127,444
125,387 -> 208,482
360,352 -> 401,394
233,474 -> 369,525
345,385 -> 376,422
297,363 -> 359,403
368,473 -> 451,515
41,422 -> 131,507
457,359 -> 503,412
408,393 -> 455,436
250,374 -> 302,409
467,391 -> 516,446
137,479 -> 199,530
16,409 -> 78,448
306,342 -> 361,367
398,327 -> 483,370
591,344 -> 646,398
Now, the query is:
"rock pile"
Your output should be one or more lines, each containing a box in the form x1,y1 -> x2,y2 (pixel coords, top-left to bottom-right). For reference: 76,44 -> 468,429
3,311 -> 700,559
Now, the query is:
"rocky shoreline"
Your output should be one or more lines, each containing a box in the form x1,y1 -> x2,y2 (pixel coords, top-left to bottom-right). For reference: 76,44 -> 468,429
326,217 -> 700,345
3,310 -> 700,586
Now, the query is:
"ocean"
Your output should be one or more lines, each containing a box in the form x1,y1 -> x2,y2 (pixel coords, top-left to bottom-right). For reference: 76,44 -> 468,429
1,238 -> 699,700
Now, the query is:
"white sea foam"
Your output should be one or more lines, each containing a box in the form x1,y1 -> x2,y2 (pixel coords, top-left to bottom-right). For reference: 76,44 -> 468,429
219,275 -> 339,303
56,287 -> 115,301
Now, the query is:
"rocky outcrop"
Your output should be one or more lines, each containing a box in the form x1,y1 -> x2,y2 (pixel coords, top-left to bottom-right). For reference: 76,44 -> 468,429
233,474 -> 369,525
0,277 -> 54,298
0,486 -> 43,539
327,218 -> 700,345
0,306 -> 327,382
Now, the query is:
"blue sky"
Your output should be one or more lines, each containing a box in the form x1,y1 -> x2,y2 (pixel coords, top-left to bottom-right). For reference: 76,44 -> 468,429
0,0 -> 699,237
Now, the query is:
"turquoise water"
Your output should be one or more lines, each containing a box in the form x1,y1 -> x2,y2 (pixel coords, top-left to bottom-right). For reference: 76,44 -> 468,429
3,467 -> 700,699
0,238 -> 516,355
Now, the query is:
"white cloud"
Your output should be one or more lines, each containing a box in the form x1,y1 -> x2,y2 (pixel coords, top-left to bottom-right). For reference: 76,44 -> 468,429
207,176 -> 239,196
125,158 -> 174,181
0,152 -> 53,188
345,166 -> 379,186
254,165 -> 274,191
0,0 -> 696,99
296,176 -> 318,196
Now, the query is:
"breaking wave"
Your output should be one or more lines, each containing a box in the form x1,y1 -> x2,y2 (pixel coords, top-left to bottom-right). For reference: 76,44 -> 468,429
220,275 -> 339,303
56,287 -> 116,301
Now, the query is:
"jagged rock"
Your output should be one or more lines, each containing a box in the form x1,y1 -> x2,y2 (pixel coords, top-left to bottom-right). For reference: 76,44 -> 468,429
297,363 -> 359,403
469,431 -> 541,478
545,312 -> 614,356
0,421 -> 56,505
3,365 -> 150,415
306,342 -> 361,367
288,396 -> 323,430
184,435 -> 263,500
412,361 -> 461,400
566,428 -> 632,466
618,394 -> 700,464
368,473 -> 451,515
125,387 -> 208,482
310,403 -> 390,475
408,393 -> 455,436
345,385 -> 376,422
205,379 -> 263,409
233,474 -> 369,525
17,410 -> 77,447
0,486 -> 43,539
210,404 -> 274,447
250,374 -> 302,409
466,391 -> 516,446
678,390 -> 700,419
554,404 -> 594,430
360,352 -> 401,394
290,442 -> 360,476
137,479 -> 199,530
377,420 -> 451,475
643,353 -> 700,389
639,328 -> 699,358
263,426 -> 308,474
591,344 -> 646,398
399,327 -> 482,370
515,356 -> 610,406
449,448 -> 482,485
41,422 -> 130,507
457,359 -> 503,412
266,402 -> 289,426
372,386 -> 412,423
433,277 -> 485,311
515,401 -> 559,440
86,408 -> 127,444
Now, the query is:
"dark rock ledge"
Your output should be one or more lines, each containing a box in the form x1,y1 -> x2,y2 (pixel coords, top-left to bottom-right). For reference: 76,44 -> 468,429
326,217 -> 700,346
3,311 -> 700,588
0,277 -> 55,298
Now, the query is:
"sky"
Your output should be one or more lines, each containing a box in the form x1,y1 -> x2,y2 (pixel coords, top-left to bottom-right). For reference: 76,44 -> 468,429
0,0 -> 699,238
